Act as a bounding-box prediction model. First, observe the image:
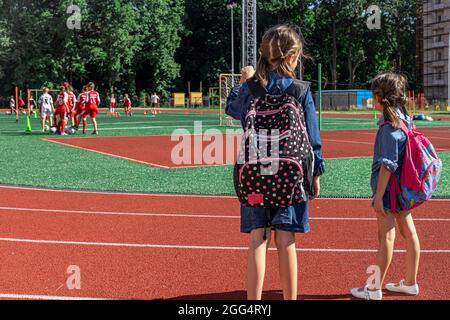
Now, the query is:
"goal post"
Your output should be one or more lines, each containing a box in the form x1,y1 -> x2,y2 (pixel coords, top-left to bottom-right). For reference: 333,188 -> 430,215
219,73 -> 241,127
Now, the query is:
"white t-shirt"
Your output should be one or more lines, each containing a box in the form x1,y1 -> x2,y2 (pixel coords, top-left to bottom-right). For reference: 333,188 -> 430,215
39,94 -> 54,109
10,98 -> 15,108
151,94 -> 160,104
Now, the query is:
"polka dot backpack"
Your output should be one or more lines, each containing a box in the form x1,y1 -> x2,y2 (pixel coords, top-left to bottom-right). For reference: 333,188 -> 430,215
234,78 -> 315,208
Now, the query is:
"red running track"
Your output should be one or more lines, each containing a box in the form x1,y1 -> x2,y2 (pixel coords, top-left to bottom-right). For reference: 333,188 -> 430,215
0,185 -> 449,300
44,127 -> 450,169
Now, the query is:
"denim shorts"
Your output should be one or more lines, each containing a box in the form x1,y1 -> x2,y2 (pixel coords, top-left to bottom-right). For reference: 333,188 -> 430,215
240,201 -> 310,234
372,191 -> 402,213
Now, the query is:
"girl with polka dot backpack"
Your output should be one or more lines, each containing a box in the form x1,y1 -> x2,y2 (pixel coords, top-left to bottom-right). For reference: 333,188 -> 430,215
226,25 -> 324,300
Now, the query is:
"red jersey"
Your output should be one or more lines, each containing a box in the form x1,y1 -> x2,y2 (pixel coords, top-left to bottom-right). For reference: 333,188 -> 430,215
86,90 -> 100,109
67,92 -> 76,110
124,97 -> 131,108
78,92 -> 87,109
56,92 -> 68,109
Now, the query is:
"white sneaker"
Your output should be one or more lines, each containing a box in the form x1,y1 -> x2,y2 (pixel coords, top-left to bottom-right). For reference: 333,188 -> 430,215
385,280 -> 419,296
351,286 -> 383,300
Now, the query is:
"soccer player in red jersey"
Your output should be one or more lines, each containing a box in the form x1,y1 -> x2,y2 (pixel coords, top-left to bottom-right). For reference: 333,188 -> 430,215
73,85 -> 88,129
123,94 -> 132,116
83,82 -> 100,135
66,85 -> 77,127
55,86 -> 69,135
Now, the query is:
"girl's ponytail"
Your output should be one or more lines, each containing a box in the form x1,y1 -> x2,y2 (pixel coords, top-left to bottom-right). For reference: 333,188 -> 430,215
255,55 -> 273,88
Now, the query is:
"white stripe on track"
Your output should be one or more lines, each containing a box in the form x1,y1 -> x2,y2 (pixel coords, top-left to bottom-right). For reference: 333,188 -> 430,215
0,237 -> 448,253
0,293 -> 113,300
0,206 -> 449,221
1,184 -> 450,202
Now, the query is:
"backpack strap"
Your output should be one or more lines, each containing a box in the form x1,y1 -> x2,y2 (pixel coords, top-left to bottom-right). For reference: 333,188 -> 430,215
247,77 -> 268,99
379,121 -> 410,135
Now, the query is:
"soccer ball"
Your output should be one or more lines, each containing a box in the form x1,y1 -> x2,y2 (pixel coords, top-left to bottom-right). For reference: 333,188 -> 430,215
44,125 -> 50,132
50,127 -> 58,134
66,126 -> 77,135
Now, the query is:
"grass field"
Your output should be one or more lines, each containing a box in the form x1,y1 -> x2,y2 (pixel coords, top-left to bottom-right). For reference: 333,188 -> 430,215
0,111 -> 449,198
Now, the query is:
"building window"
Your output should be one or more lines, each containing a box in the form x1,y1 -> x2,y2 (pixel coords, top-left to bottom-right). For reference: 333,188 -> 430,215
435,68 -> 443,81
436,11 -> 444,23
435,0 -> 442,4
435,29 -> 444,43
436,50 -> 442,61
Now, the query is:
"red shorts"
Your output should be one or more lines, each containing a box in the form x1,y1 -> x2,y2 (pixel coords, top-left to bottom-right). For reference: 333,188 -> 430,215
76,107 -> 85,116
84,107 -> 98,119
55,107 -> 67,117
110,103 -> 116,108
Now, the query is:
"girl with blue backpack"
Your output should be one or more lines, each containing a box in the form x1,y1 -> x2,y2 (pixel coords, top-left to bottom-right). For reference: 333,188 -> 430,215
226,25 -> 324,300
351,73 -> 442,300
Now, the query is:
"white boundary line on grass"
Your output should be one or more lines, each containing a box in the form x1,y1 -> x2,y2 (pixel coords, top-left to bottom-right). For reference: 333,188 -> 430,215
0,237 -> 448,253
2,184 -> 450,202
0,206 -> 449,221
42,139 -> 171,169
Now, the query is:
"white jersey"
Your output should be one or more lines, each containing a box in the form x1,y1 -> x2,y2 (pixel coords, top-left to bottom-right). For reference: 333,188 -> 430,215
39,94 -> 53,109
10,98 -> 15,108
151,95 -> 160,104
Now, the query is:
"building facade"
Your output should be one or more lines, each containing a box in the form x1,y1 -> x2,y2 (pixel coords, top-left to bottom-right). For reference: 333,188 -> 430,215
423,0 -> 450,103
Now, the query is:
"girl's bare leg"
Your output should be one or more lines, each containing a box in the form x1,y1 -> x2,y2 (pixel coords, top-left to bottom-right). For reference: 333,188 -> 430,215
396,211 -> 420,285
247,228 -> 271,300
375,211 -> 396,289
274,230 -> 297,300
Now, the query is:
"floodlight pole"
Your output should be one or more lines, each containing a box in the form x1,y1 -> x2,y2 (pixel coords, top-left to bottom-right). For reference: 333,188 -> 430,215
241,0 -> 257,67
227,1 -> 238,86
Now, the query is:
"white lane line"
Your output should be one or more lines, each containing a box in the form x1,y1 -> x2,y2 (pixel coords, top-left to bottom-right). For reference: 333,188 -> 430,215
0,206 -> 237,219
0,293 -> 113,300
42,139 -> 171,169
0,184 -> 237,198
0,206 -> 449,221
0,237 -> 448,253
323,139 -> 373,145
2,184 -> 450,202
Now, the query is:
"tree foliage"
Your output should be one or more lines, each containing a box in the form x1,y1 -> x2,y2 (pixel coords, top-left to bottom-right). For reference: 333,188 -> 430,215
0,0 -> 418,101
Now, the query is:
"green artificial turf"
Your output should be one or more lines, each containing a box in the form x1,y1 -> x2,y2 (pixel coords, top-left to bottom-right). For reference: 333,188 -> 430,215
0,112 -> 449,198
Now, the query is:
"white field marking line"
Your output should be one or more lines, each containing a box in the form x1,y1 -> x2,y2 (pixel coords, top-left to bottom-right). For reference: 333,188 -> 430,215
0,237 -> 448,253
323,139 -> 373,145
42,139 -> 171,169
2,184 -> 450,202
104,120 -> 218,126
97,125 -> 223,131
42,138 -> 236,169
44,132 -> 243,140
0,293 -> 113,301
1,206 -> 449,222
0,124 -> 225,134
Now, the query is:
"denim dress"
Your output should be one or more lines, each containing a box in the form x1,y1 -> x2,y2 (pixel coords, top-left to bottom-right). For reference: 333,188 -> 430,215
371,110 -> 413,212
226,71 -> 325,234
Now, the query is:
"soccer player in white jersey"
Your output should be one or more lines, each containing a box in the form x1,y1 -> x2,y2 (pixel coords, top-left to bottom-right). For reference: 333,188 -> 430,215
38,87 -> 54,132
150,92 -> 160,115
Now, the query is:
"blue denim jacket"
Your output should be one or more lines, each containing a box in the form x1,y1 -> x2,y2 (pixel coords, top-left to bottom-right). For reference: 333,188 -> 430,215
371,110 -> 413,195
226,71 -> 325,177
